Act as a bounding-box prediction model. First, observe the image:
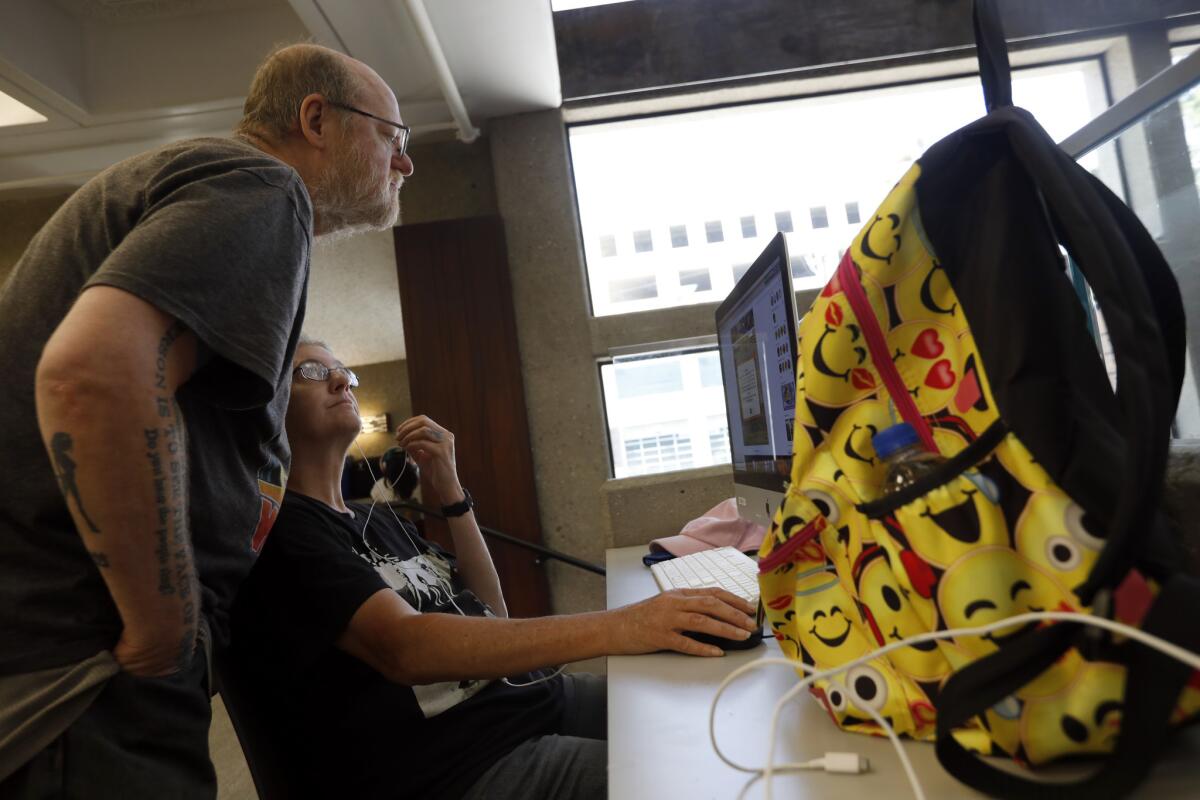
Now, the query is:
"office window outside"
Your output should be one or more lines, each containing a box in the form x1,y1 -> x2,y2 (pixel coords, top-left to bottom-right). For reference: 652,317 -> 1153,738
569,59 -> 1108,317
602,350 -> 730,478
599,234 -> 617,257
609,275 -> 657,303
845,201 -> 861,225
633,229 -> 653,253
774,210 -> 794,233
741,215 -> 758,238
679,268 -> 712,294
810,206 -> 829,229
670,224 -> 689,247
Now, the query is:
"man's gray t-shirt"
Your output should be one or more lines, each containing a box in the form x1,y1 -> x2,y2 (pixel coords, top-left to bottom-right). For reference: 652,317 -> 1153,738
0,137 -> 312,674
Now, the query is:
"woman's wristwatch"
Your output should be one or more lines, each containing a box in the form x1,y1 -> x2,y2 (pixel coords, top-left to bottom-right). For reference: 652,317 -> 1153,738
441,488 -> 474,518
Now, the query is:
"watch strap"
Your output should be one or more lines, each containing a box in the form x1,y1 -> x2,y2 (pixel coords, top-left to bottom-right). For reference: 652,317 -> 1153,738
441,488 -> 474,518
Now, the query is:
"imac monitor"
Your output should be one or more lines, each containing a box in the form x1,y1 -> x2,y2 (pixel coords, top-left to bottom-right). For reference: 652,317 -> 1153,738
714,233 -> 800,529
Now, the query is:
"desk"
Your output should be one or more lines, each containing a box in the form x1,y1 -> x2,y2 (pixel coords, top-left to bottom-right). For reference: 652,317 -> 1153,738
605,545 -> 1200,800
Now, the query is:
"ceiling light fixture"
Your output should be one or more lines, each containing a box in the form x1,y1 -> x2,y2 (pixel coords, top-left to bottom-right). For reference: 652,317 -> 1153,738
0,89 -> 47,128
551,0 -> 635,11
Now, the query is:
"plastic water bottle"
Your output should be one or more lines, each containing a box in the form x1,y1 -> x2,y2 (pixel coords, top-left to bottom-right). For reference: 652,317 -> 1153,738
873,423 -> 945,496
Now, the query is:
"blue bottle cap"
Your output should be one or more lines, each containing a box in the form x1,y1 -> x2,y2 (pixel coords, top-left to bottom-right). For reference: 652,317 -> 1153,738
872,422 -> 920,461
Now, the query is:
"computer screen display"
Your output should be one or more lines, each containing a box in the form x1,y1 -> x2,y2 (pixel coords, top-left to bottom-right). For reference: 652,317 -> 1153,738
715,234 -> 798,492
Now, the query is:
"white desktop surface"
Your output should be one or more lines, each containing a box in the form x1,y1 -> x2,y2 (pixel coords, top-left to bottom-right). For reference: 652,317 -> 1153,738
605,545 -> 1200,800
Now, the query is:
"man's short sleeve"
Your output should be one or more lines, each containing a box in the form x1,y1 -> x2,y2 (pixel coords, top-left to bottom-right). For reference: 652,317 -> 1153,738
87,161 -> 310,409
233,500 -> 388,671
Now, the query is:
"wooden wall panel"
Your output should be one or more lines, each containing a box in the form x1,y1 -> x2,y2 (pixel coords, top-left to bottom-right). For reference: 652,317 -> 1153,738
393,216 -> 551,617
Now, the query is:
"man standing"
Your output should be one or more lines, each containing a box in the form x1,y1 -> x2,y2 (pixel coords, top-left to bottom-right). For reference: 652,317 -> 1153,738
0,44 -> 413,797
232,340 -> 759,799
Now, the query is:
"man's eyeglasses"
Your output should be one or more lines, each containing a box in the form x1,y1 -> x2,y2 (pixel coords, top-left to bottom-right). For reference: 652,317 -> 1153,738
293,360 -> 360,388
328,100 -> 410,159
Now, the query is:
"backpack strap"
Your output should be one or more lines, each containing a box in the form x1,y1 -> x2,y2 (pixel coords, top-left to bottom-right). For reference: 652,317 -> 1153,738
934,575 -> 1200,799
974,0 -> 1012,111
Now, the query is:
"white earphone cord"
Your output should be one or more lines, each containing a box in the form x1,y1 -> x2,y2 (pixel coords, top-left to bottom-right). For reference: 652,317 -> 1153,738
352,441 -> 562,687
709,610 -> 1200,800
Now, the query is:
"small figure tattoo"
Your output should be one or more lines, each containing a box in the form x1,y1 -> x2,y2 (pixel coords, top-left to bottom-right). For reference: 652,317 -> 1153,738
49,432 -> 101,533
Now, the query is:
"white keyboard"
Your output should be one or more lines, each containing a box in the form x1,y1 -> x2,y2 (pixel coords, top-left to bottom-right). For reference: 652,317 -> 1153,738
650,546 -> 760,604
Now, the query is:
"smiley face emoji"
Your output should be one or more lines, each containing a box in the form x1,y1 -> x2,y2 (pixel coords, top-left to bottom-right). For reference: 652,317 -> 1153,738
857,552 -> 949,682
886,321 -> 962,416
802,458 -> 869,568
818,659 -> 926,737
799,270 -> 889,408
826,398 -> 893,493
792,568 -> 874,668
895,471 -> 1008,569
948,331 -> 1001,438
938,546 -> 1082,697
894,259 -> 970,336
850,165 -> 928,288
1020,662 -> 1125,765
1015,490 -> 1105,595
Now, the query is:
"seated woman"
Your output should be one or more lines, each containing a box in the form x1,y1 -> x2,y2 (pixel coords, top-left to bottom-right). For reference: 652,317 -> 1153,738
230,337 -> 757,800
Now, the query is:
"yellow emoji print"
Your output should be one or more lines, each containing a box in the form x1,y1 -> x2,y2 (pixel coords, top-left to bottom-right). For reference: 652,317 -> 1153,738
938,546 -> 1082,698
895,471 -> 1008,569
857,553 -> 948,682
792,568 -> 875,668
1021,662 -> 1125,765
1015,489 -> 1105,595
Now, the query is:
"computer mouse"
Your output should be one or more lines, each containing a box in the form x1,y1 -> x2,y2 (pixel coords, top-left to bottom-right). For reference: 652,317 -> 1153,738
683,624 -> 765,651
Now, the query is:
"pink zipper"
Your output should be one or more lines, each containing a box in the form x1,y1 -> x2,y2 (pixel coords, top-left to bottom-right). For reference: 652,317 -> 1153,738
836,252 -> 940,454
758,516 -> 826,573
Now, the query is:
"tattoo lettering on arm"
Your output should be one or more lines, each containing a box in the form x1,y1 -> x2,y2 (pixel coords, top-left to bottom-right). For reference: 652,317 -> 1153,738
152,321 -> 198,667
145,427 -> 174,596
49,432 -> 101,533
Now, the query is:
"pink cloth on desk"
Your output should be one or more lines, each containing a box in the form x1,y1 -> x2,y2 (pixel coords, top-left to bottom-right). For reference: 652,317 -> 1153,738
649,498 -> 766,557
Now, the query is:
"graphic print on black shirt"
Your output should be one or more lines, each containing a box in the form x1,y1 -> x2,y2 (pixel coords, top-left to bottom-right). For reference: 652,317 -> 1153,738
355,512 -> 495,717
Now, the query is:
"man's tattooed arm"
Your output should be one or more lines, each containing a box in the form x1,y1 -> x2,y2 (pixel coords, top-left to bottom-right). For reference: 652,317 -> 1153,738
35,288 -> 201,677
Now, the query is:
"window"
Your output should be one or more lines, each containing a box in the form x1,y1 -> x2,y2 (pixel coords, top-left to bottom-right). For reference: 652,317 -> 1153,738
679,268 -> 712,293
609,275 -> 657,303
810,206 -> 829,229
601,349 -> 730,477
670,224 -> 689,248
623,432 -> 694,474
740,215 -> 757,238
845,201 -> 861,225
599,234 -> 617,257
633,229 -> 653,253
732,263 -> 751,283
569,59 -> 1108,317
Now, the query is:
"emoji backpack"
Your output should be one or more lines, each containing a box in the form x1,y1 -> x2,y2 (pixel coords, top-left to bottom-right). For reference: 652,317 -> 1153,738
756,1 -> 1200,796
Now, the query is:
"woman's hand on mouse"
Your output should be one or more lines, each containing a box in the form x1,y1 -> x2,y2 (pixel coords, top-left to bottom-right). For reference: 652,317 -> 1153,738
607,588 -> 758,657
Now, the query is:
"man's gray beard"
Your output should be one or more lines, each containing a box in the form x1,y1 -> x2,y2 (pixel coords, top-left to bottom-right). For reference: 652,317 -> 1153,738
312,144 -> 401,240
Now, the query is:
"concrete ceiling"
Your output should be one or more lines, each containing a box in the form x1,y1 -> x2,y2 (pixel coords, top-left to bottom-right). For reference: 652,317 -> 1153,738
0,0 -> 561,367
0,0 -> 560,192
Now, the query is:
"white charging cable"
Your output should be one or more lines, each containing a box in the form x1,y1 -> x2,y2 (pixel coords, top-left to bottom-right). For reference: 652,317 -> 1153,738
710,610 -> 1200,800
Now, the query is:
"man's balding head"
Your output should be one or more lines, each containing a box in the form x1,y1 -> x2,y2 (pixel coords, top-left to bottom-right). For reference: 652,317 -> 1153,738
236,44 -> 368,144
235,43 -> 411,237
